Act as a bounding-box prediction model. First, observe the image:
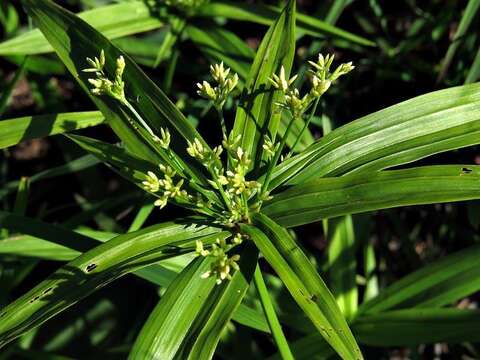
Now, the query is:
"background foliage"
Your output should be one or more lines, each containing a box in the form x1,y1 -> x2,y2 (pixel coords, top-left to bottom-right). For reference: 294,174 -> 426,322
1,0 -> 480,359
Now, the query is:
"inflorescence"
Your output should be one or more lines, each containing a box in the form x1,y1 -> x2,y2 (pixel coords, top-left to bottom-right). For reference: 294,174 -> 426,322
83,50 -> 353,284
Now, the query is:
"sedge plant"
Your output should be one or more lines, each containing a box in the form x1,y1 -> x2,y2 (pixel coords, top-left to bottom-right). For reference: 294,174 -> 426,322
3,1 -> 480,360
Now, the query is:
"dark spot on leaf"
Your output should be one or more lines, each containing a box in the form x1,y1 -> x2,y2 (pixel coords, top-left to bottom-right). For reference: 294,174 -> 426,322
310,294 -> 318,302
461,167 -> 473,174
86,263 -> 97,272
0,312 -> 6,318
43,287 -> 53,294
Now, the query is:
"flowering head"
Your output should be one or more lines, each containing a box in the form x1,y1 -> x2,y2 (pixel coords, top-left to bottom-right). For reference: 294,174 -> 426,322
271,53 -> 354,119
196,62 -> 238,110
269,65 -> 298,93
197,236 -> 242,284
84,51 -> 353,286
83,50 -> 126,103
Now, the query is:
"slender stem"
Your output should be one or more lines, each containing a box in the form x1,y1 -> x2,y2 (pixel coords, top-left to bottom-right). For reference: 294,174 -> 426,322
207,167 -> 233,212
288,97 -> 320,158
123,99 -> 219,205
253,266 -> 294,360
259,112 -> 297,200
154,17 -> 185,68
200,102 -> 213,118
214,178 -> 233,212
217,108 -> 228,140
123,99 -> 157,140
166,149 -> 186,173
241,192 -> 250,221
163,47 -> 179,93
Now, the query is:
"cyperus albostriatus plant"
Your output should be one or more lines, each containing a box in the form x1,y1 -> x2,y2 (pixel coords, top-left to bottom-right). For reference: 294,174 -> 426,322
4,1 -> 480,360
83,48 -> 352,285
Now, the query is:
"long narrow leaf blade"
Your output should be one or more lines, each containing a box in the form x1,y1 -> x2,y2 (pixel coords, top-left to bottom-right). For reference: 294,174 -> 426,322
0,2 -> 163,56
265,165 -> 480,227
198,1 -> 374,47
437,0 -> 480,82
130,243 -> 257,359
241,213 -> 363,360
353,309 -> 480,346
358,243 -> 480,314
23,0 -> 209,184
326,215 -> 357,320
270,82 -> 480,189
231,0 -> 296,168
280,309 -> 480,356
0,111 -> 104,149
0,220 -> 221,348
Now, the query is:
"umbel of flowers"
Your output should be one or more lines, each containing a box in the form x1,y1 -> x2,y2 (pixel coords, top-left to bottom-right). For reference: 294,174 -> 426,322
83,51 -> 354,284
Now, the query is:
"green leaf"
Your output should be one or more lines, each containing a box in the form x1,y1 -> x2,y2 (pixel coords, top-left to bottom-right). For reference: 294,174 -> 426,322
187,24 -> 254,80
278,308 -> 480,356
437,0 -> 480,82
0,58 -> 27,116
0,111 -> 104,150
0,219 -> 222,348
198,1 -> 374,47
358,243 -> 480,314
326,215 -> 357,320
0,155 -> 100,201
12,177 -> 30,216
267,334 -> 334,360
128,201 -> 155,232
353,309 -> 480,346
270,82 -> 480,189
0,235 -> 78,261
253,266 -> 294,360
362,238 -> 378,303
277,113 -> 315,153
0,2 -> 163,56
466,46 -> 480,84
67,134 -> 157,187
241,213 -> 363,360
0,210 -> 99,253
130,242 -> 258,359
265,165 -> 480,227
231,0 -> 296,169
0,213 -> 267,335
23,0 -> 210,185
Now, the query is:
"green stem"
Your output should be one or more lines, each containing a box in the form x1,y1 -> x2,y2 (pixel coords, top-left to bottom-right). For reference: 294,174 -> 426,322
253,266 -> 294,360
123,99 -> 157,140
154,16 -> 185,68
259,112 -> 297,200
163,46 -> 179,93
288,97 -> 320,157
217,108 -> 227,140
213,177 -> 233,212
123,100 -> 189,177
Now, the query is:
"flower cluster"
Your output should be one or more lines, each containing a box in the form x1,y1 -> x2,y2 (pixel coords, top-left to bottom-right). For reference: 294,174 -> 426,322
262,135 -> 278,160
197,62 -> 239,110
187,135 -> 260,225
269,53 -> 354,118
83,50 -> 126,104
84,51 -> 354,285
195,234 -> 245,284
142,163 -> 190,209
